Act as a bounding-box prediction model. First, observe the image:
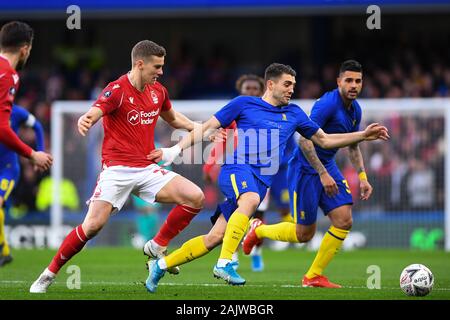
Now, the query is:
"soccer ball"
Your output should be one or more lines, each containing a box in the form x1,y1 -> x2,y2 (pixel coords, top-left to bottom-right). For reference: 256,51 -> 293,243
399,264 -> 434,297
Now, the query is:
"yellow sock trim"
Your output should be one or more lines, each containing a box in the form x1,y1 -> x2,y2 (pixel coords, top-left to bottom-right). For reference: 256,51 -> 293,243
164,235 -> 209,268
305,226 -> 349,279
255,222 -> 298,242
219,212 -> 249,260
281,213 -> 294,223
0,207 -> 10,256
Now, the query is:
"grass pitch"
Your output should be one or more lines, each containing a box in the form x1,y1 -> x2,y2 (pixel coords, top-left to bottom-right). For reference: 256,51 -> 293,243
1,247 -> 449,300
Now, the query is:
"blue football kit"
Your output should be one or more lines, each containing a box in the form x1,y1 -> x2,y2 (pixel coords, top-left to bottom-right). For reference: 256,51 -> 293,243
288,89 -> 362,225
213,96 -> 319,221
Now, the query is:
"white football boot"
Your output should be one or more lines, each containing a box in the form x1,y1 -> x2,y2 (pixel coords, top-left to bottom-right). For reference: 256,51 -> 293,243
30,268 -> 56,293
143,240 -> 180,275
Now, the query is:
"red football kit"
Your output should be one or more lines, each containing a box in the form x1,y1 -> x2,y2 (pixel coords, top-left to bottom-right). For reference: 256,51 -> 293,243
0,55 -> 32,157
93,73 -> 172,167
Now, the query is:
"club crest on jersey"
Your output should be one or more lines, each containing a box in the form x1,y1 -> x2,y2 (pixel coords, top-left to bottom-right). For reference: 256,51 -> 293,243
103,90 -> 112,98
9,87 -> 16,96
151,91 -> 159,104
282,113 -> 287,121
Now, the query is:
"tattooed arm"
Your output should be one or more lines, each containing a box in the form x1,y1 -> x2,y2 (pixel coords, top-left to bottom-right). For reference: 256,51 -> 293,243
348,143 -> 373,200
299,136 -> 338,197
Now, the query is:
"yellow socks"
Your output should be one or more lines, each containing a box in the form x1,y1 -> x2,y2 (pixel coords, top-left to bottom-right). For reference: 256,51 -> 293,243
305,226 -> 349,279
164,235 -> 209,268
255,222 -> 298,242
281,213 -> 294,223
219,212 -> 249,260
0,207 -> 10,256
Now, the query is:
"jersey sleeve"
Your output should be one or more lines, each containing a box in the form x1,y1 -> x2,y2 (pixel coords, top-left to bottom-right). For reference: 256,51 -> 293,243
309,98 -> 335,127
92,83 -> 124,115
0,107 -> 33,157
0,71 -> 15,112
295,106 -> 320,139
13,105 -> 31,124
214,97 -> 244,128
161,86 -> 172,112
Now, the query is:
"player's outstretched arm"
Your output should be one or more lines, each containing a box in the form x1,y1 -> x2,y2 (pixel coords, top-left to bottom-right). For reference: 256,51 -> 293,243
299,136 -> 338,197
161,109 -> 199,131
77,107 -> 103,136
147,116 -> 221,166
310,123 -> 389,150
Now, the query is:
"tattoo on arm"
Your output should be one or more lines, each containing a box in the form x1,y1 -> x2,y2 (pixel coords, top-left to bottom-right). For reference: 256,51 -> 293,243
348,144 -> 365,173
299,137 -> 327,175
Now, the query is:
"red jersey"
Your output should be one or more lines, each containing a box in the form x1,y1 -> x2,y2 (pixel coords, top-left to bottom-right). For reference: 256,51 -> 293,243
0,55 -> 32,157
93,74 -> 172,168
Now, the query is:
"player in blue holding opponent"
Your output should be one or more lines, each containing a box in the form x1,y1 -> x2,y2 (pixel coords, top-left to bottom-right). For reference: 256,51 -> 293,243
243,60 -> 372,288
145,63 -> 388,292
0,104 -> 45,266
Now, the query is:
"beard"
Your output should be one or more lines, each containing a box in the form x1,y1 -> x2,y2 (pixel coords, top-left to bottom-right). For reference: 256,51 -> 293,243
273,92 -> 289,106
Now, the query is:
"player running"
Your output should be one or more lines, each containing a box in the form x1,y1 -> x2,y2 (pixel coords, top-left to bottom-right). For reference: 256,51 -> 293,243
30,40 -> 205,293
0,104 -> 45,267
206,74 -> 295,272
0,22 -> 52,176
243,60 -> 372,288
144,63 -> 389,292
1,21 -> 52,267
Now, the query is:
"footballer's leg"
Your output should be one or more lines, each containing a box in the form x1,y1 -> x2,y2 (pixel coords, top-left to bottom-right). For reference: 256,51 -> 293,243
249,190 -> 270,272
30,200 -> 113,293
146,214 -> 227,293
143,174 -> 204,274
303,205 -> 351,288
0,178 -> 15,267
213,192 -> 260,285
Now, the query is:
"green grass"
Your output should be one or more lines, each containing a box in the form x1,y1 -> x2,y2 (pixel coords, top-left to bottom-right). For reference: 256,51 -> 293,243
1,247 -> 449,300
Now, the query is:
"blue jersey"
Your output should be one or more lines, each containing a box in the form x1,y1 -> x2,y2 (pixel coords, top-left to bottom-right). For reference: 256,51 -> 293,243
293,89 -> 362,173
0,105 -> 45,169
281,135 -> 297,167
214,96 -> 319,187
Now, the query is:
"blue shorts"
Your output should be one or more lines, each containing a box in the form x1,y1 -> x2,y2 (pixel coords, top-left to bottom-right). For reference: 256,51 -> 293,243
269,165 -> 290,210
214,164 -> 268,222
0,162 -> 20,207
288,162 -> 353,225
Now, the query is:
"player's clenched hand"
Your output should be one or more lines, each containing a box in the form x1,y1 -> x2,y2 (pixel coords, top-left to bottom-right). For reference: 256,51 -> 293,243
147,145 -> 182,166
30,150 -> 53,172
77,114 -> 94,136
363,123 -> 390,141
319,171 -> 339,197
360,179 -> 373,200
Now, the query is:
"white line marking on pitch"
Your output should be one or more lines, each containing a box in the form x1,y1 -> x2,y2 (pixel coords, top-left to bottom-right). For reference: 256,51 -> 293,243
1,280 -> 449,291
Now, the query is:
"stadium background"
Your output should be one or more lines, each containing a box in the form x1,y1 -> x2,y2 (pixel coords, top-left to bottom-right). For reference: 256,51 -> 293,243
1,1 -> 449,252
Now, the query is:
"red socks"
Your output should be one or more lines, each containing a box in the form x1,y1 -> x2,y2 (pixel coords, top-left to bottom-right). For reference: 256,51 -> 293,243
153,205 -> 200,246
48,225 -> 89,274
